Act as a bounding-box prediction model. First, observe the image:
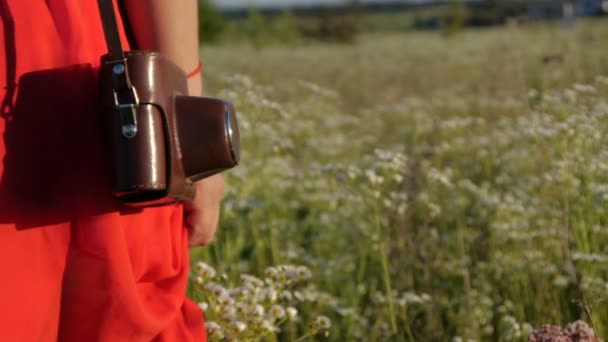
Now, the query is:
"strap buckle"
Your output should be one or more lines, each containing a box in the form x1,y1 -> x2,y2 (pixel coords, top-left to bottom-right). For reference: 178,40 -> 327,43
110,61 -> 139,138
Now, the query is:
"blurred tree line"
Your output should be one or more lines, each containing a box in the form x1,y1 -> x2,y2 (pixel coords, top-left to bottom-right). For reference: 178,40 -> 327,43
199,0 -> 227,43
198,0 -> 361,46
416,0 -> 529,34
198,0 -> 536,46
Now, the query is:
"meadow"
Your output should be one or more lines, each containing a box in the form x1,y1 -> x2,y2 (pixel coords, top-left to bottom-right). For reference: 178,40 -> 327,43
190,19 -> 608,341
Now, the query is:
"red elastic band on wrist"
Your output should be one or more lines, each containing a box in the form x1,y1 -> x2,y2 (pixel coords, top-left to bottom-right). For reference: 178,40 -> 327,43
187,61 -> 203,79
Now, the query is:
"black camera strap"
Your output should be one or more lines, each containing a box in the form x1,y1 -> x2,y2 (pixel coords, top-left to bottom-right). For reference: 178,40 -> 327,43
97,0 -> 124,61
96,0 -> 139,138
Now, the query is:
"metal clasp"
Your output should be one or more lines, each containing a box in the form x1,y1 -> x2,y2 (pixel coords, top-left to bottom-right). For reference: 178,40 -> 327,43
110,61 -> 139,138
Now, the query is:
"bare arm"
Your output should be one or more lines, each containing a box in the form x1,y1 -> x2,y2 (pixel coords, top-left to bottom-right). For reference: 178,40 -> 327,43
123,0 -> 223,247
122,0 -> 202,95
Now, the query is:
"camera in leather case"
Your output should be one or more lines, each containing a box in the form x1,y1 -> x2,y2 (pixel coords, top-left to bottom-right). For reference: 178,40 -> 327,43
99,51 -> 240,206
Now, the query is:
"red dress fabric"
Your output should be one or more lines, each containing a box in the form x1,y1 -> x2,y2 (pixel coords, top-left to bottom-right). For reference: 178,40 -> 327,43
0,1 -> 207,341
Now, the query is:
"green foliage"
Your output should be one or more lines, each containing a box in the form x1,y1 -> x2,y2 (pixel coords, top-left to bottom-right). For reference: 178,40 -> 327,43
298,3 -> 362,44
245,6 -> 271,49
239,8 -> 301,48
195,20 -> 608,341
274,10 -> 299,44
231,6 -> 360,47
198,0 -> 226,43
314,13 -> 361,43
441,0 -> 470,36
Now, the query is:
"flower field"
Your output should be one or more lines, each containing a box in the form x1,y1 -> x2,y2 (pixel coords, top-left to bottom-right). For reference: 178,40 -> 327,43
190,20 -> 608,341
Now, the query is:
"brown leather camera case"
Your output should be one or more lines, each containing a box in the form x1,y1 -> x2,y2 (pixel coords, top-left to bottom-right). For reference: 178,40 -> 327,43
99,52 -> 240,206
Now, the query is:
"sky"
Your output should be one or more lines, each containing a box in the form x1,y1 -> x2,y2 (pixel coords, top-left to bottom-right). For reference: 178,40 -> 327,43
212,0 -> 434,10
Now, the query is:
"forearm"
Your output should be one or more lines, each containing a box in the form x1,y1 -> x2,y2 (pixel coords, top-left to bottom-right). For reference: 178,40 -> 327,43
122,0 -> 202,95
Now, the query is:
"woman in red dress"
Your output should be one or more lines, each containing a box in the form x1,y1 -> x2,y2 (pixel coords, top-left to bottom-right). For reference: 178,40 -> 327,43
0,0 -> 221,340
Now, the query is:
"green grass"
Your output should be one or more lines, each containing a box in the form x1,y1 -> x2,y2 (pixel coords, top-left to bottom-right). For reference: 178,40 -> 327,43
190,19 -> 608,341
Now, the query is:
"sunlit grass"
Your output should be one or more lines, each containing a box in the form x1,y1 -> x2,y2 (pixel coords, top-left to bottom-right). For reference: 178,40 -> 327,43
190,19 -> 608,341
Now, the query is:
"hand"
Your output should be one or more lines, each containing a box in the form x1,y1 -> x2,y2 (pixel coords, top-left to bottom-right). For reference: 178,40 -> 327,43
184,174 -> 224,247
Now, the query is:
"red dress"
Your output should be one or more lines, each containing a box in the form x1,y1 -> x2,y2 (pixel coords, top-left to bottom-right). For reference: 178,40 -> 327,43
0,1 -> 207,341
